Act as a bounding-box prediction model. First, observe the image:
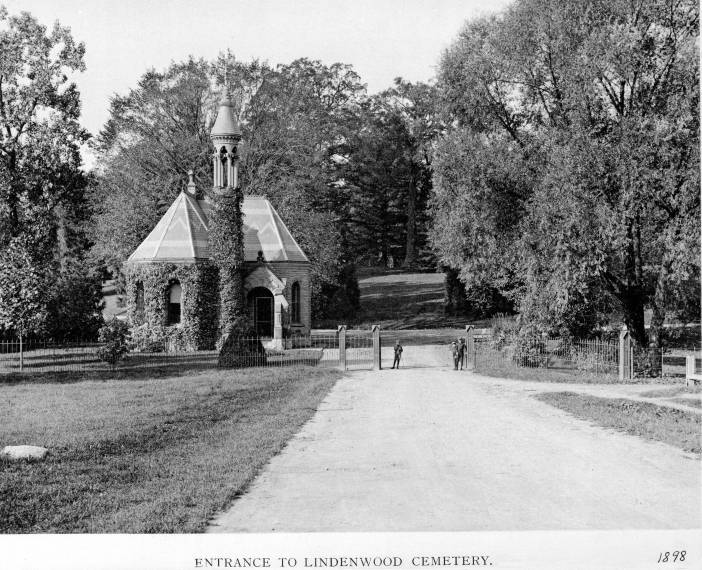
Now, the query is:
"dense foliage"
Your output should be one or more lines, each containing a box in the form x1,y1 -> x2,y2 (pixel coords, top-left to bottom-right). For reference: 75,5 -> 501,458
125,262 -> 219,350
0,236 -> 49,339
0,7 -> 103,339
431,0 -> 700,345
96,318 -> 130,366
90,56 -> 443,321
5,2 -> 697,344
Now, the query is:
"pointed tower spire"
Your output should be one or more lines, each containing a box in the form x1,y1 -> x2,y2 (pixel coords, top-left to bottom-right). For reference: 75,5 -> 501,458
211,85 -> 242,190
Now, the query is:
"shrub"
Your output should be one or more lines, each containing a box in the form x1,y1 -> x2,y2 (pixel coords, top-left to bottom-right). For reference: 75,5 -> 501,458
130,323 -> 166,353
97,318 -> 130,366
315,263 -> 361,321
218,327 -> 267,368
512,330 -> 547,368
130,323 -> 195,352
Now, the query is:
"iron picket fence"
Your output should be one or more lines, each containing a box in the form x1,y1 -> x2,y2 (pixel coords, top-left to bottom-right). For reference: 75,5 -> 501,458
473,336 -> 620,378
0,332 -> 363,376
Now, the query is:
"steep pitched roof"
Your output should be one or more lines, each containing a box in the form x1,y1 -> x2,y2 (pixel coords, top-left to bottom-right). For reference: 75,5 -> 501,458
127,193 -> 309,264
127,191 -> 209,263
241,196 -> 309,263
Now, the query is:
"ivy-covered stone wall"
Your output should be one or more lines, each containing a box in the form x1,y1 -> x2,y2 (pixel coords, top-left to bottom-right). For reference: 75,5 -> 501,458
125,261 -> 219,350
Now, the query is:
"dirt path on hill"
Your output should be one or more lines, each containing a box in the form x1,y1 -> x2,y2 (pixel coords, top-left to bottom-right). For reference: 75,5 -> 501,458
208,345 -> 701,532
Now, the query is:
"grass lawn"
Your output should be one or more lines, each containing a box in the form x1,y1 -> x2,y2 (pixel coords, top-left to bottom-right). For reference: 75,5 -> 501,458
475,366 -> 626,384
535,392 -> 701,454
0,366 -> 341,533
316,271 -> 479,330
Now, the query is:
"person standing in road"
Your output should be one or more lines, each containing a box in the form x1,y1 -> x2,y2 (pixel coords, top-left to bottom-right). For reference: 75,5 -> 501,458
458,338 -> 467,370
391,340 -> 403,369
451,340 -> 460,370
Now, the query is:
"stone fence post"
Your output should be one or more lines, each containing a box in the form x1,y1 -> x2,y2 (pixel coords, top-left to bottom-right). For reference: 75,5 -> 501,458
372,325 -> 381,370
465,325 -> 475,371
619,327 -> 632,381
337,325 -> 347,371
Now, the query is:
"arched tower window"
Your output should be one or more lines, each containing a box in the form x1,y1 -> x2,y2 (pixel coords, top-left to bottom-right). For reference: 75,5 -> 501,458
135,281 -> 145,321
167,281 -> 182,325
291,281 -> 301,324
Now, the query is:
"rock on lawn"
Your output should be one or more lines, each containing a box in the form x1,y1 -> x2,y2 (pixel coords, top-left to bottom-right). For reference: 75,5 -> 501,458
1,445 -> 49,461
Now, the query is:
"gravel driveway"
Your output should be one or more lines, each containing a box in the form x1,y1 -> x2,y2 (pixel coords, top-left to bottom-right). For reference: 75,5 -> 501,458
208,346 -> 701,532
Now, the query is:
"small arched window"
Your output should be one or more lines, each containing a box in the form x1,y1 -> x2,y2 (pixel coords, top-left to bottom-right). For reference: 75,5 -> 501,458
291,281 -> 301,323
135,281 -> 145,320
167,281 -> 182,325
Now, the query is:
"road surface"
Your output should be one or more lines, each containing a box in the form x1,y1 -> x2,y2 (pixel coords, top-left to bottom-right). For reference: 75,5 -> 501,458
208,346 -> 701,532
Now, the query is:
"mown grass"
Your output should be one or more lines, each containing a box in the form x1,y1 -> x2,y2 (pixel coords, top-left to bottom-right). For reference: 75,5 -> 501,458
475,366 -> 627,384
0,366 -> 341,533
535,392 -> 701,454
316,271 -> 474,330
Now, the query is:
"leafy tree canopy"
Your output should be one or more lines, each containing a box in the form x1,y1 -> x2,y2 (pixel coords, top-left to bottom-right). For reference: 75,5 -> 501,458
431,0 -> 699,345
0,6 -> 102,339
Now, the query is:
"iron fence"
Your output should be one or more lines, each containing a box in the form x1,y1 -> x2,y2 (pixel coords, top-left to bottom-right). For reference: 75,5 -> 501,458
344,332 -> 373,369
474,336 -> 620,377
0,332 -> 366,376
0,340 -> 104,374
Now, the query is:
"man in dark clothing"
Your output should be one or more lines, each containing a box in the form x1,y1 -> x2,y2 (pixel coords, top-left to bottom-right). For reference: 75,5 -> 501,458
391,340 -> 403,369
458,338 -> 467,370
451,340 -> 460,370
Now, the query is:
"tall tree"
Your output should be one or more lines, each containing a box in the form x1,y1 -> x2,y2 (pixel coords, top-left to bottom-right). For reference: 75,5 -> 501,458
240,57 -> 365,313
91,55 -> 367,320
0,6 -> 101,339
432,0 -> 699,345
0,237 -> 49,367
341,80 -> 441,269
381,79 -> 442,268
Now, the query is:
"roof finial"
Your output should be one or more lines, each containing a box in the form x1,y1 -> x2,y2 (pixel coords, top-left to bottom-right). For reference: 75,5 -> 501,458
218,59 -> 231,105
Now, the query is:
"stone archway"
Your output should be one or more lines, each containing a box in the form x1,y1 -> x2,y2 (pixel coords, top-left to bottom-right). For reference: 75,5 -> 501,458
244,266 -> 289,348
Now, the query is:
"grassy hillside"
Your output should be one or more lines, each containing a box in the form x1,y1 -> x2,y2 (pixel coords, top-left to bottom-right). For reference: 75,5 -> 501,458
353,270 -> 468,330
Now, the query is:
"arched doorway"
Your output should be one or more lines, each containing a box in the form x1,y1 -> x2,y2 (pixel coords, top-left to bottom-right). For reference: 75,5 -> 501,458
247,287 -> 274,338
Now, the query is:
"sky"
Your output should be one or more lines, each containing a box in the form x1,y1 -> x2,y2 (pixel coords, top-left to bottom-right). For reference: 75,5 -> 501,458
6,0 -> 511,137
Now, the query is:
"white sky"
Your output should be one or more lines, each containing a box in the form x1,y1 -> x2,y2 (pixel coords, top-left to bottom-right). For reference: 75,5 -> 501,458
6,0 -> 511,137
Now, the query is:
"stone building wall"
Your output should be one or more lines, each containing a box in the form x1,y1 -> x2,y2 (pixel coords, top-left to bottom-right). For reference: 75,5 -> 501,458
256,261 -> 311,333
124,261 -> 219,350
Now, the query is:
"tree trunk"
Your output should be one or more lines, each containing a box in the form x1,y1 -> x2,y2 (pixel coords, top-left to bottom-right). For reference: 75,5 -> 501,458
403,172 -> 417,269
620,217 -> 648,347
621,290 -> 647,348
444,266 -> 470,316
649,262 -> 669,350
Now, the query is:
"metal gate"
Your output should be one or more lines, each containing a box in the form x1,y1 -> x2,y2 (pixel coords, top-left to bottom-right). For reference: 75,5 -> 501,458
380,328 -> 467,369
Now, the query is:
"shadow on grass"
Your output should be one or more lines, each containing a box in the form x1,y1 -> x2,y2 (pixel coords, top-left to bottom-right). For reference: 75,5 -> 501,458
0,363 -> 219,385
0,356 -> 342,386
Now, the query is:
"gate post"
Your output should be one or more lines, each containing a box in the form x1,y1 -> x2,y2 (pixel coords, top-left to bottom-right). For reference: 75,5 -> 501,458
619,327 -> 632,381
337,325 -> 347,371
372,325 -> 381,370
465,325 -> 475,370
